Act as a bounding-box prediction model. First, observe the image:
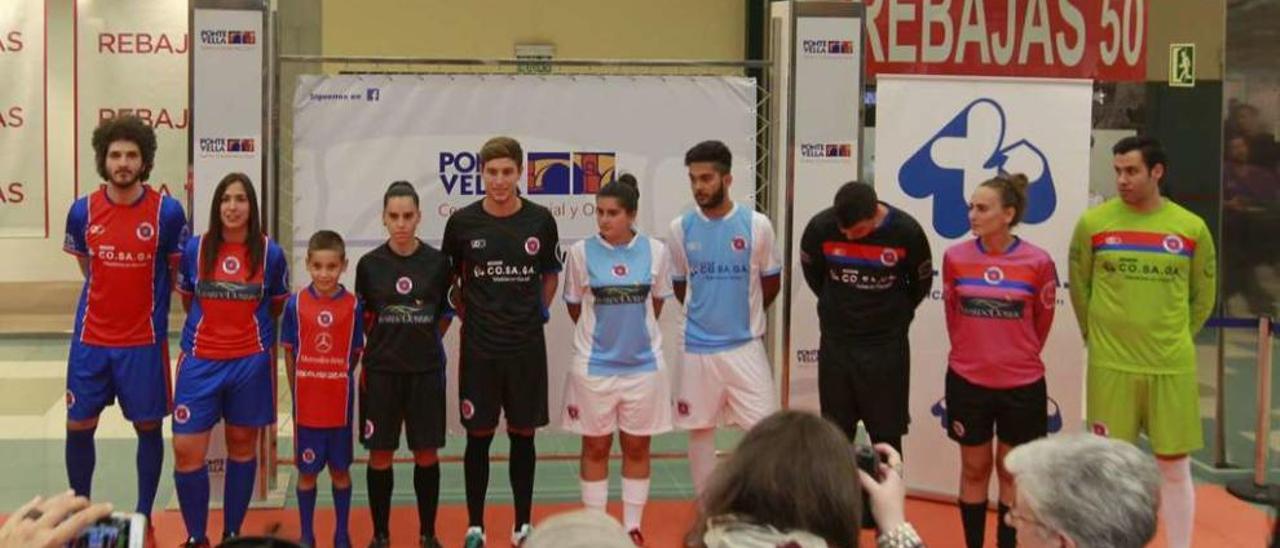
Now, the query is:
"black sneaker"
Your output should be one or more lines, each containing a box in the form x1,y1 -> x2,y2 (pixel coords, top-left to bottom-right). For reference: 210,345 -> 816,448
367,534 -> 391,548
419,535 -> 443,548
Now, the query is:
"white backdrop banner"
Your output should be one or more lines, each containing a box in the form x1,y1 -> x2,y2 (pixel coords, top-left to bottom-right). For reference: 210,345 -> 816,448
0,0 -> 46,237
75,0 -> 188,201
292,74 -> 757,432
875,75 -> 1090,496
783,10 -> 864,413
191,8 -> 264,234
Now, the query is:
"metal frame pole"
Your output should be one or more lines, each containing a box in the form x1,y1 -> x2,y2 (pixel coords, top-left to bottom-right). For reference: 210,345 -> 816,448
1226,316 -> 1278,503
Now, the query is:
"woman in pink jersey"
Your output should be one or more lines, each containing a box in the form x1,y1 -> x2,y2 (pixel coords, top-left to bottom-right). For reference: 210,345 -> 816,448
942,174 -> 1057,548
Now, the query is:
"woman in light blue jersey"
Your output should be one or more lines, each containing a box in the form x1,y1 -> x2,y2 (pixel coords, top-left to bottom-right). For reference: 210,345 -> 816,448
561,173 -> 674,545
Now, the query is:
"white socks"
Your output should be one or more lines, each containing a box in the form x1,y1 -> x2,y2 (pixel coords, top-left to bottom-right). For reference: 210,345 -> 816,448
1157,457 -> 1194,548
622,478 -> 650,531
688,429 -> 717,497
580,479 -> 608,513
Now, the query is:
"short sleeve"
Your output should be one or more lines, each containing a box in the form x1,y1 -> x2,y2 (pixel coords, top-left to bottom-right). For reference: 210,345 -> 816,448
63,198 -> 89,256
754,212 -> 783,277
266,241 -> 290,299
279,295 -> 299,350
667,217 -> 689,282
651,239 -> 674,299
539,212 -> 562,273
562,242 -> 588,304
159,197 -> 189,258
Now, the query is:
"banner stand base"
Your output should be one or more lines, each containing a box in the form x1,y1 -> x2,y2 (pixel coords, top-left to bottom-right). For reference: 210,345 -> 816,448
1226,479 -> 1280,504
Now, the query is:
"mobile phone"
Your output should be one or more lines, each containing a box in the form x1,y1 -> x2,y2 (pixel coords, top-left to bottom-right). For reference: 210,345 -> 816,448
855,444 -> 885,481
69,512 -> 146,548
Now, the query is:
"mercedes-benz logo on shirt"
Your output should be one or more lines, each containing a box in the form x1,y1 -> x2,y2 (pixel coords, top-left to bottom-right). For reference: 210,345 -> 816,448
222,256 -> 242,275
1162,235 -> 1184,254
983,266 -> 1005,285
314,332 -> 333,353
136,222 -> 156,241
524,236 -> 541,256
317,310 -> 334,327
880,249 -> 899,267
395,276 -> 413,295
731,236 -> 747,252
612,264 -> 629,278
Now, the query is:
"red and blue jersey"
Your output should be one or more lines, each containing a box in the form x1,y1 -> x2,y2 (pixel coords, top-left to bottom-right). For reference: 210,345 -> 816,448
177,235 -> 289,360
63,185 -> 188,347
281,285 -> 363,428
943,238 -> 1058,389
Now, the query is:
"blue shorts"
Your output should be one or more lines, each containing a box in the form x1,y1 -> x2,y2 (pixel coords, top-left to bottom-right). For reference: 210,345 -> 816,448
67,339 -> 171,422
295,426 -> 353,475
172,352 -> 275,434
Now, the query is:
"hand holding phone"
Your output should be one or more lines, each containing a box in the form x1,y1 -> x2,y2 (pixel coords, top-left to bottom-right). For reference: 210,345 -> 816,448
70,512 -> 146,548
0,490 -> 113,548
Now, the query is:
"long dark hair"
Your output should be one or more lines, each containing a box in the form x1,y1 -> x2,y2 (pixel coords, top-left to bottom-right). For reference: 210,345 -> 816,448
688,411 -> 862,548
202,173 -> 264,277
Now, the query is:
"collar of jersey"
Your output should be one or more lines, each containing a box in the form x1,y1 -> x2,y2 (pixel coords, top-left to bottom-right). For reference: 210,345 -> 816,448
100,184 -> 152,207
306,283 -> 348,300
975,235 -> 1022,256
695,201 -> 738,222
593,231 -> 640,250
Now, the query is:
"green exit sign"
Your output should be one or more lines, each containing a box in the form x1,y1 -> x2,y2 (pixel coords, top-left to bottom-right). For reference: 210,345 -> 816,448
1170,44 -> 1196,88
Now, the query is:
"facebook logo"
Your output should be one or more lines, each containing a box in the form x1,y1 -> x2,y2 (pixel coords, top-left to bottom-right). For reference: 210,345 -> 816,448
366,88 -> 380,102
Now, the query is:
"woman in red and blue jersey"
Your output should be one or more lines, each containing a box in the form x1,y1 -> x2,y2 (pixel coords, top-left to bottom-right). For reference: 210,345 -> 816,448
942,173 -> 1057,548
171,173 -> 289,547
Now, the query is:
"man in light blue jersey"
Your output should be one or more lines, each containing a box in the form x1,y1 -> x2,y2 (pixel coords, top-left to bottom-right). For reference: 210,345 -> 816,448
667,140 -> 782,496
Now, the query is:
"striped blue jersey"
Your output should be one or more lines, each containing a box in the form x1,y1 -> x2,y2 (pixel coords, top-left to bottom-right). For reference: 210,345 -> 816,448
564,234 -> 673,376
668,203 -> 782,354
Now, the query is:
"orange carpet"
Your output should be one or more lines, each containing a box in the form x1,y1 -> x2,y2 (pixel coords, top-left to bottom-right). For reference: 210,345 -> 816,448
5,485 -> 1270,547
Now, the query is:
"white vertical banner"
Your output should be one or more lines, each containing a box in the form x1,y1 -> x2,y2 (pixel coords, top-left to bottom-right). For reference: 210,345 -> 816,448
774,2 -> 864,412
875,75 -> 1090,496
0,0 -> 46,237
291,74 -> 757,433
75,0 -> 188,199
191,8 -> 264,234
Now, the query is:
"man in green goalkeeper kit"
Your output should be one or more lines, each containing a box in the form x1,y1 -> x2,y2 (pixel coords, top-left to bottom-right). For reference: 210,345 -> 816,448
1068,136 -> 1215,548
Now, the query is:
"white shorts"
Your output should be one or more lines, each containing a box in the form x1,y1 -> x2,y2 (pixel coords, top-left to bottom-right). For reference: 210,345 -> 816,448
560,362 -> 673,437
674,339 -> 778,430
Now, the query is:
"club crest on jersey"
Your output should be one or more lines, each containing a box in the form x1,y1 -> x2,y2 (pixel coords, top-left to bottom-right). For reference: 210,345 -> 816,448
317,310 -> 334,327
1162,235 -> 1185,254
983,266 -> 1005,285
612,264 -> 629,278
221,256 -> 242,275
951,420 -> 966,438
677,400 -> 691,417
136,222 -> 156,241
1090,421 -> 1109,437
395,276 -> 413,295
314,332 -> 334,353
567,405 -> 580,420
363,420 -> 375,439
301,448 -> 316,464
461,399 -> 476,420
65,390 -> 76,408
880,248 -> 899,267
730,236 -> 747,252
174,404 -> 192,424
525,236 -> 541,256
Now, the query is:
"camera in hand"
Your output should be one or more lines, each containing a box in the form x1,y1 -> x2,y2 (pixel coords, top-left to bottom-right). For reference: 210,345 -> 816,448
855,444 -> 889,530
70,512 -> 146,548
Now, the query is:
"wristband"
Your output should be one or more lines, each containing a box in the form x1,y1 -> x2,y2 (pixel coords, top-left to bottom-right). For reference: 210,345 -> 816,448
877,522 -> 922,548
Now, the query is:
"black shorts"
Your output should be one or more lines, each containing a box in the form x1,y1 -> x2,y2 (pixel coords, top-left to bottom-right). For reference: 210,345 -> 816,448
359,369 -> 446,451
818,337 -> 911,440
459,340 -> 549,431
944,368 -> 1047,446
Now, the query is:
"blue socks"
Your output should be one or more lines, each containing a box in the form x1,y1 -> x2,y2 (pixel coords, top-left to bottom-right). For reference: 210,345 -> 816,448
296,486 -> 317,545
65,428 -> 97,498
224,458 -> 257,536
333,484 -> 352,545
174,466 -> 210,542
135,427 -> 163,516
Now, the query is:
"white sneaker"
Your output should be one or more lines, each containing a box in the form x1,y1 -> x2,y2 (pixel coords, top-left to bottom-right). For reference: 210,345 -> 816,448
511,523 -> 533,546
463,526 -> 485,548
